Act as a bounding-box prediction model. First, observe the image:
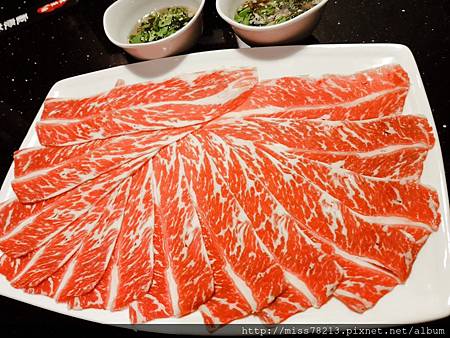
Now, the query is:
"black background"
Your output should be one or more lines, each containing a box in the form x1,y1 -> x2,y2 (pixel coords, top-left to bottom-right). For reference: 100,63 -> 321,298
0,0 -> 449,336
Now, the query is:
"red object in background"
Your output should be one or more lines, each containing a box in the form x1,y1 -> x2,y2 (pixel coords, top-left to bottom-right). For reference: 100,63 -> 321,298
37,0 -> 68,14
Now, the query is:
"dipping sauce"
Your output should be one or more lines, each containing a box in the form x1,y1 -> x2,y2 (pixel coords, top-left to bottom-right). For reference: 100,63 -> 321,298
234,0 -> 320,26
128,6 -> 194,44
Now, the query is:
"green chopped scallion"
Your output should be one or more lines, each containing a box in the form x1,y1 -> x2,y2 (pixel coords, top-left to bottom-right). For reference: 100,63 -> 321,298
128,6 -> 194,44
234,0 -> 320,26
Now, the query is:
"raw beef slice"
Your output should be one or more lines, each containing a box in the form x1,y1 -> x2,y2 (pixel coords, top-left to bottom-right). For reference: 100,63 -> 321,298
37,68 -> 257,146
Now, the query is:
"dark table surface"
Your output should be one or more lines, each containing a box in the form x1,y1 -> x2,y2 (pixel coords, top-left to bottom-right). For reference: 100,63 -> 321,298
0,0 -> 449,336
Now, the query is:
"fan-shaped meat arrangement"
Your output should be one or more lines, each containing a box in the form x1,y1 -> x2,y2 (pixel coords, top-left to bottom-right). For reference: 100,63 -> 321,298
0,65 -> 441,326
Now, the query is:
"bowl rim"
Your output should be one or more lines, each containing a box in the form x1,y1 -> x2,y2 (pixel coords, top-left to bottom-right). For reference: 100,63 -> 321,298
216,0 -> 328,31
103,0 -> 206,48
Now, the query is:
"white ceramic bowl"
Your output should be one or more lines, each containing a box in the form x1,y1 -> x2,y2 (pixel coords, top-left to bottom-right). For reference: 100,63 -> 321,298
216,0 -> 328,45
103,0 -> 205,60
